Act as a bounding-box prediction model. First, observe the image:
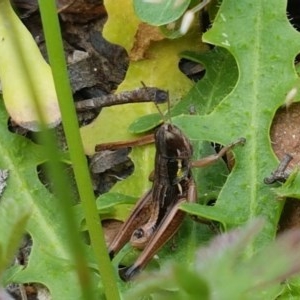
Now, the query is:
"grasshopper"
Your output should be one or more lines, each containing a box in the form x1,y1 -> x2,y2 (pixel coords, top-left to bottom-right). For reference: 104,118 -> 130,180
86,84 -> 245,280
107,121 -> 245,281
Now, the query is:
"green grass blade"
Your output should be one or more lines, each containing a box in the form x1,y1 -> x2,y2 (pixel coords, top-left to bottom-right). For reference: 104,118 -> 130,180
37,1 -> 120,299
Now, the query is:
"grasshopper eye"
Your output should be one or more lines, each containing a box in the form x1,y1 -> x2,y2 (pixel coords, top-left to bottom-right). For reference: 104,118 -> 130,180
133,228 -> 145,239
131,227 -> 154,249
131,228 -> 148,249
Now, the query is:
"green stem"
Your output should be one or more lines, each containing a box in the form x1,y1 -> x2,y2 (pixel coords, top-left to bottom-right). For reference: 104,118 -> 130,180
37,1 -> 120,299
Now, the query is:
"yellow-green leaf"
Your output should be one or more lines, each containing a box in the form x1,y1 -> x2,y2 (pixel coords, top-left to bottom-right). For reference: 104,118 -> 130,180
0,0 -> 60,131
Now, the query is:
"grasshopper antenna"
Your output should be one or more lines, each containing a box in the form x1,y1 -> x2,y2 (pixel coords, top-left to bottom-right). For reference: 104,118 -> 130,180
167,93 -> 172,123
140,81 -> 171,123
154,92 -> 171,124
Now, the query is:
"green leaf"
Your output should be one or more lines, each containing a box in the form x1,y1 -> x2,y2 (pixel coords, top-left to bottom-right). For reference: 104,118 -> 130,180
0,198 -> 30,274
173,47 -> 238,116
172,264 -> 210,299
275,169 -> 300,199
174,0 -> 300,251
133,0 -> 191,26
0,100 -> 99,299
127,47 -> 238,133
128,113 -> 162,134
74,193 -> 138,227
280,277 -> 300,299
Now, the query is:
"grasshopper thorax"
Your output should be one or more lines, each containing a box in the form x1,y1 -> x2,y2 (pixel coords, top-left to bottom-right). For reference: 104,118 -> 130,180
154,123 -> 193,187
